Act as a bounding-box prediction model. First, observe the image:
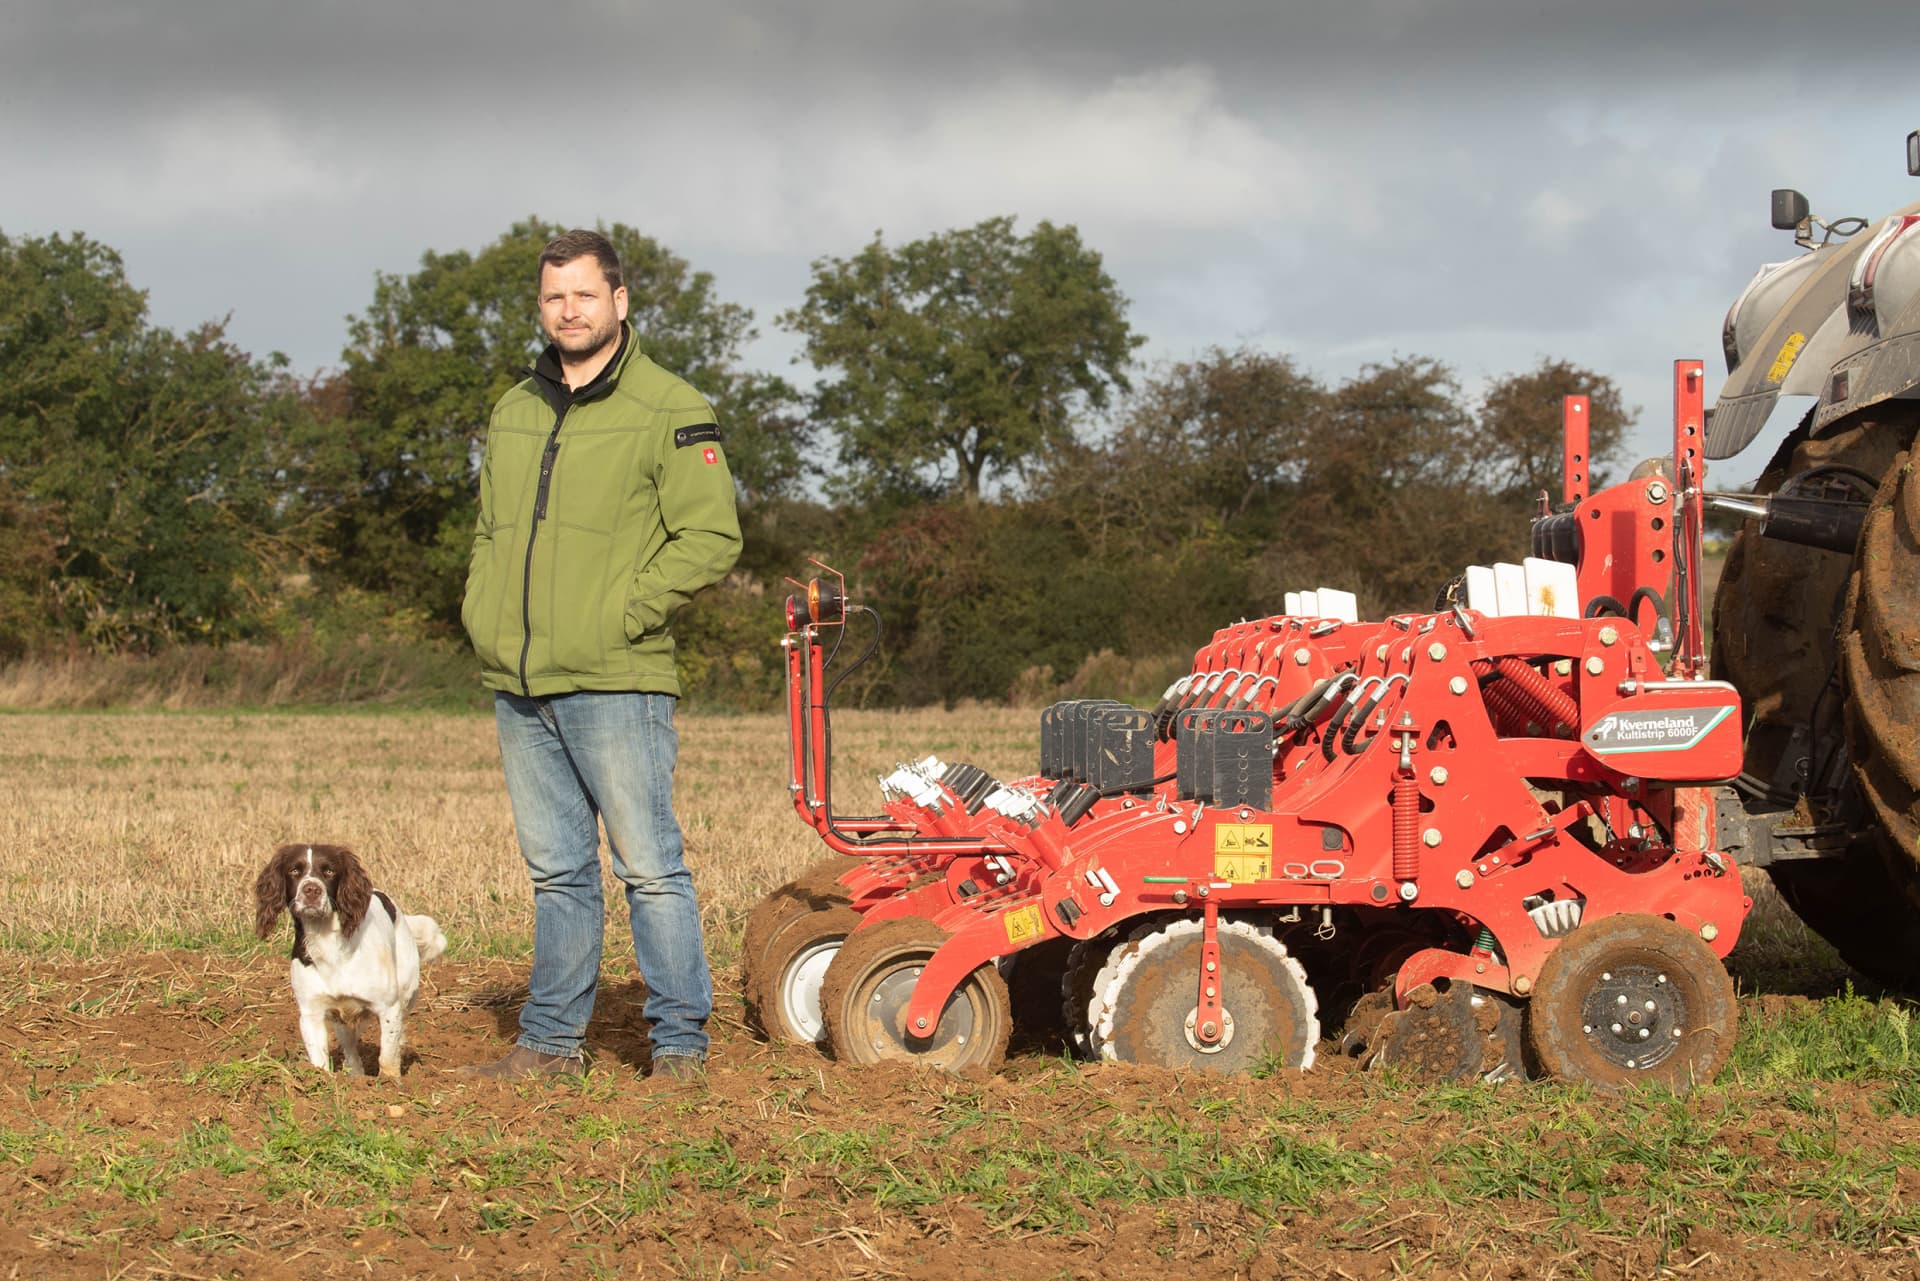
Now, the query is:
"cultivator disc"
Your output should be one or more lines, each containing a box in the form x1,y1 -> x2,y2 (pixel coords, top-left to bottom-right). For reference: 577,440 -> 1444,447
1523,914 -> 1736,1095
1091,919 -> 1319,1073
1346,982 -> 1527,1083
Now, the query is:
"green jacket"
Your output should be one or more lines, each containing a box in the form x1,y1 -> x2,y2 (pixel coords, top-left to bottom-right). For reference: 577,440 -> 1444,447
462,325 -> 743,698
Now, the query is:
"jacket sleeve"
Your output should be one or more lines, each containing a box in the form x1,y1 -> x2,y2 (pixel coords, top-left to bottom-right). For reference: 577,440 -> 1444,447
623,398 -> 743,638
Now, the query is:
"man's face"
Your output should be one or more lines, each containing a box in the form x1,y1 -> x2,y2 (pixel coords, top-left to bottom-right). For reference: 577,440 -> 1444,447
538,256 -> 629,362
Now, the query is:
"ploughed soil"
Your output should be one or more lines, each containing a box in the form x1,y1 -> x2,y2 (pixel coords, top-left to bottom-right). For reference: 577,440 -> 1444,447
3,952 -> 1918,1281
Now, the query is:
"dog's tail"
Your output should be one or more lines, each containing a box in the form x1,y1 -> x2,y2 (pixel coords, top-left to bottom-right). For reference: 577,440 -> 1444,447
406,915 -> 447,966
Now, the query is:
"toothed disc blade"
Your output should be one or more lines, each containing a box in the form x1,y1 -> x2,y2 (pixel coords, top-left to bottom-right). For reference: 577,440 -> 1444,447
1096,919 -> 1320,1074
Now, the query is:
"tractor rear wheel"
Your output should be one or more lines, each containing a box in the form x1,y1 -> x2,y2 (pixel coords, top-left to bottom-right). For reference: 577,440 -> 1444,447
1524,913 -> 1735,1094
819,917 -> 1012,1071
741,858 -> 854,1038
1842,446 -> 1920,971
1712,405 -> 1920,987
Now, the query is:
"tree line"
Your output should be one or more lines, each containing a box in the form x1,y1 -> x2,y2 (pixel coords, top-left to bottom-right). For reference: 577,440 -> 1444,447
0,218 -> 1631,708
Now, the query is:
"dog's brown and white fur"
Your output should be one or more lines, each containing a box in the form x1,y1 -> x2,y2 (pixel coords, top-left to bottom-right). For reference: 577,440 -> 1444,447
254,843 -> 447,1078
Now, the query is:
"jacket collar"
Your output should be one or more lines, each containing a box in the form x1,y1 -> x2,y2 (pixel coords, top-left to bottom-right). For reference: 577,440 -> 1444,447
528,322 -> 635,411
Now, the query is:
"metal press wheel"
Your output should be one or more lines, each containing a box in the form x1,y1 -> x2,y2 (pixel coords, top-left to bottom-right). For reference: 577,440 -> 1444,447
740,857 -> 854,1039
1095,918 -> 1320,1074
1524,914 -> 1736,1095
749,904 -> 862,1046
819,916 -> 1011,1072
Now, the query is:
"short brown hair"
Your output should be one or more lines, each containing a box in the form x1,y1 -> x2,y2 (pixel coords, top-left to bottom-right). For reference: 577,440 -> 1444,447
537,229 -> 623,292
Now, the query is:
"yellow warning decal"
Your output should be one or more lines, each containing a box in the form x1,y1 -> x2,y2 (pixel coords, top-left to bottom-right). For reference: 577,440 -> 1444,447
1214,823 -> 1273,855
1765,332 -> 1807,384
1002,903 -> 1044,945
1215,852 -> 1271,884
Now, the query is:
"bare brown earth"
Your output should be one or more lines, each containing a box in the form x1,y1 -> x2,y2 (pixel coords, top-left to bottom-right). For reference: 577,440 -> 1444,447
5,951 -> 1920,1281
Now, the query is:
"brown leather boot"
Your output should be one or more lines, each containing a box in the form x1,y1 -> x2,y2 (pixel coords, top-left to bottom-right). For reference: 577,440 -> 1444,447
459,1046 -> 585,1079
648,1053 -> 707,1083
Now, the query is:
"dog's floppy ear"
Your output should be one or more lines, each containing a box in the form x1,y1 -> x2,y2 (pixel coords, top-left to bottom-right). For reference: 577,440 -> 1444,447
333,846 -> 374,936
254,845 -> 299,939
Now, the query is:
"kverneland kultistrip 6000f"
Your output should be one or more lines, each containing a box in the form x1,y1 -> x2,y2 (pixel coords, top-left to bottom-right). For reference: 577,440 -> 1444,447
745,362 -> 1751,1093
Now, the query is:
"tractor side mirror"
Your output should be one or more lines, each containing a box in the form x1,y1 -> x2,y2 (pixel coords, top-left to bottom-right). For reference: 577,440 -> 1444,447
1771,188 -> 1810,230
1908,129 -> 1920,177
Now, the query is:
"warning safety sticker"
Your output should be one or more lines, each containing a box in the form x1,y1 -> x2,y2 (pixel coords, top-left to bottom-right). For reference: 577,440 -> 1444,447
1002,903 -> 1044,945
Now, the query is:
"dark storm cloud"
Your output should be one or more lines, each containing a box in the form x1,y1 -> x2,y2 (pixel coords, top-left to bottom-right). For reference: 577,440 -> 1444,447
5,0 -> 1918,479
11,0 -> 1919,107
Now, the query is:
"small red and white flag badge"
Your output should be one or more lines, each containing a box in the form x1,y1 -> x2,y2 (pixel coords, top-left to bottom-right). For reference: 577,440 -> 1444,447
702,448 -> 717,465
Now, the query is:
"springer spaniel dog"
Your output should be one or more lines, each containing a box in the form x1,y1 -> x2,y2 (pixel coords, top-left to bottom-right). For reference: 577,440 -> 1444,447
253,843 -> 447,1078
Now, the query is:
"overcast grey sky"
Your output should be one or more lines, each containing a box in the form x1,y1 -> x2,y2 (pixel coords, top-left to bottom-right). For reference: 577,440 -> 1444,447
5,0 -> 1918,483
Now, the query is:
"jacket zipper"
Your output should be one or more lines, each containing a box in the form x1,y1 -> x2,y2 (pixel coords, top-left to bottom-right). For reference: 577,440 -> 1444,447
516,403 -> 569,696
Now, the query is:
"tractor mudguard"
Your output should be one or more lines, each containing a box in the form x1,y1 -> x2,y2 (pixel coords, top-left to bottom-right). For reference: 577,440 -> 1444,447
1709,232 -> 1870,460
1710,198 -> 1920,461
1815,269 -> 1920,432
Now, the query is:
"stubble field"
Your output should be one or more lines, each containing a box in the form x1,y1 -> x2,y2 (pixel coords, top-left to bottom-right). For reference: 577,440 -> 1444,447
2,708 -> 1920,1280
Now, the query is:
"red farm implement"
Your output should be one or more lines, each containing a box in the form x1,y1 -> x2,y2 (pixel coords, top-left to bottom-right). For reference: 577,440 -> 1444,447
743,363 -> 1752,1093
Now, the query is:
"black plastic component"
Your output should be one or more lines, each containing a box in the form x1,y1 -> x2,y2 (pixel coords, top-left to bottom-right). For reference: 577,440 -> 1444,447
1089,706 -> 1157,794
957,879 -> 981,898
1209,710 -> 1275,809
1053,898 -> 1083,928
958,769 -> 1001,815
1771,187 -> 1809,230
944,763 -> 983,800
1530,510 -> 1579,564
1057,782 -> 1101,826
1039,703 -> 1068,778
1176,708 -> 1220,801
963,770 -> 999,804
1068,700 -> 1125,783
1044,700 -> 1111,781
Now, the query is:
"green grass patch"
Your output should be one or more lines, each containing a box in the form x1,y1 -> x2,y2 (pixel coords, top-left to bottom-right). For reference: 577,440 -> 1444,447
1730,988 -> 1917,1084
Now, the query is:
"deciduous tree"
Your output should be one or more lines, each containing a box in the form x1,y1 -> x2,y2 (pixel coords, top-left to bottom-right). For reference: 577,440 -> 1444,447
784,217 -> 1139,504
0,231 -> 305,649
1477,358 -> 1634,501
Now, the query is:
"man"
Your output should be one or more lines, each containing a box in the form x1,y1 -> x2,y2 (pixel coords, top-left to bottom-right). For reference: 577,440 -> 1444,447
459,229 -> 742,1081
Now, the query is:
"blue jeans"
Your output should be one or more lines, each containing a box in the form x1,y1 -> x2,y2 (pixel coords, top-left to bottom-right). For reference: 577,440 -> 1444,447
494,691 -> 710,1061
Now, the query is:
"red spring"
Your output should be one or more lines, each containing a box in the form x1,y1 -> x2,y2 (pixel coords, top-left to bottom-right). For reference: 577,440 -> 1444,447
1392,773 -> 1420,882
1479,677 -> 1533,736
1494,657 -> 1579,737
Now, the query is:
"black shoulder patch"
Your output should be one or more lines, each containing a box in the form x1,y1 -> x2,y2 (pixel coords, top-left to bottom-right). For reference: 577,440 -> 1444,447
374,890 -> 397,922
674,424 -> 723,448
